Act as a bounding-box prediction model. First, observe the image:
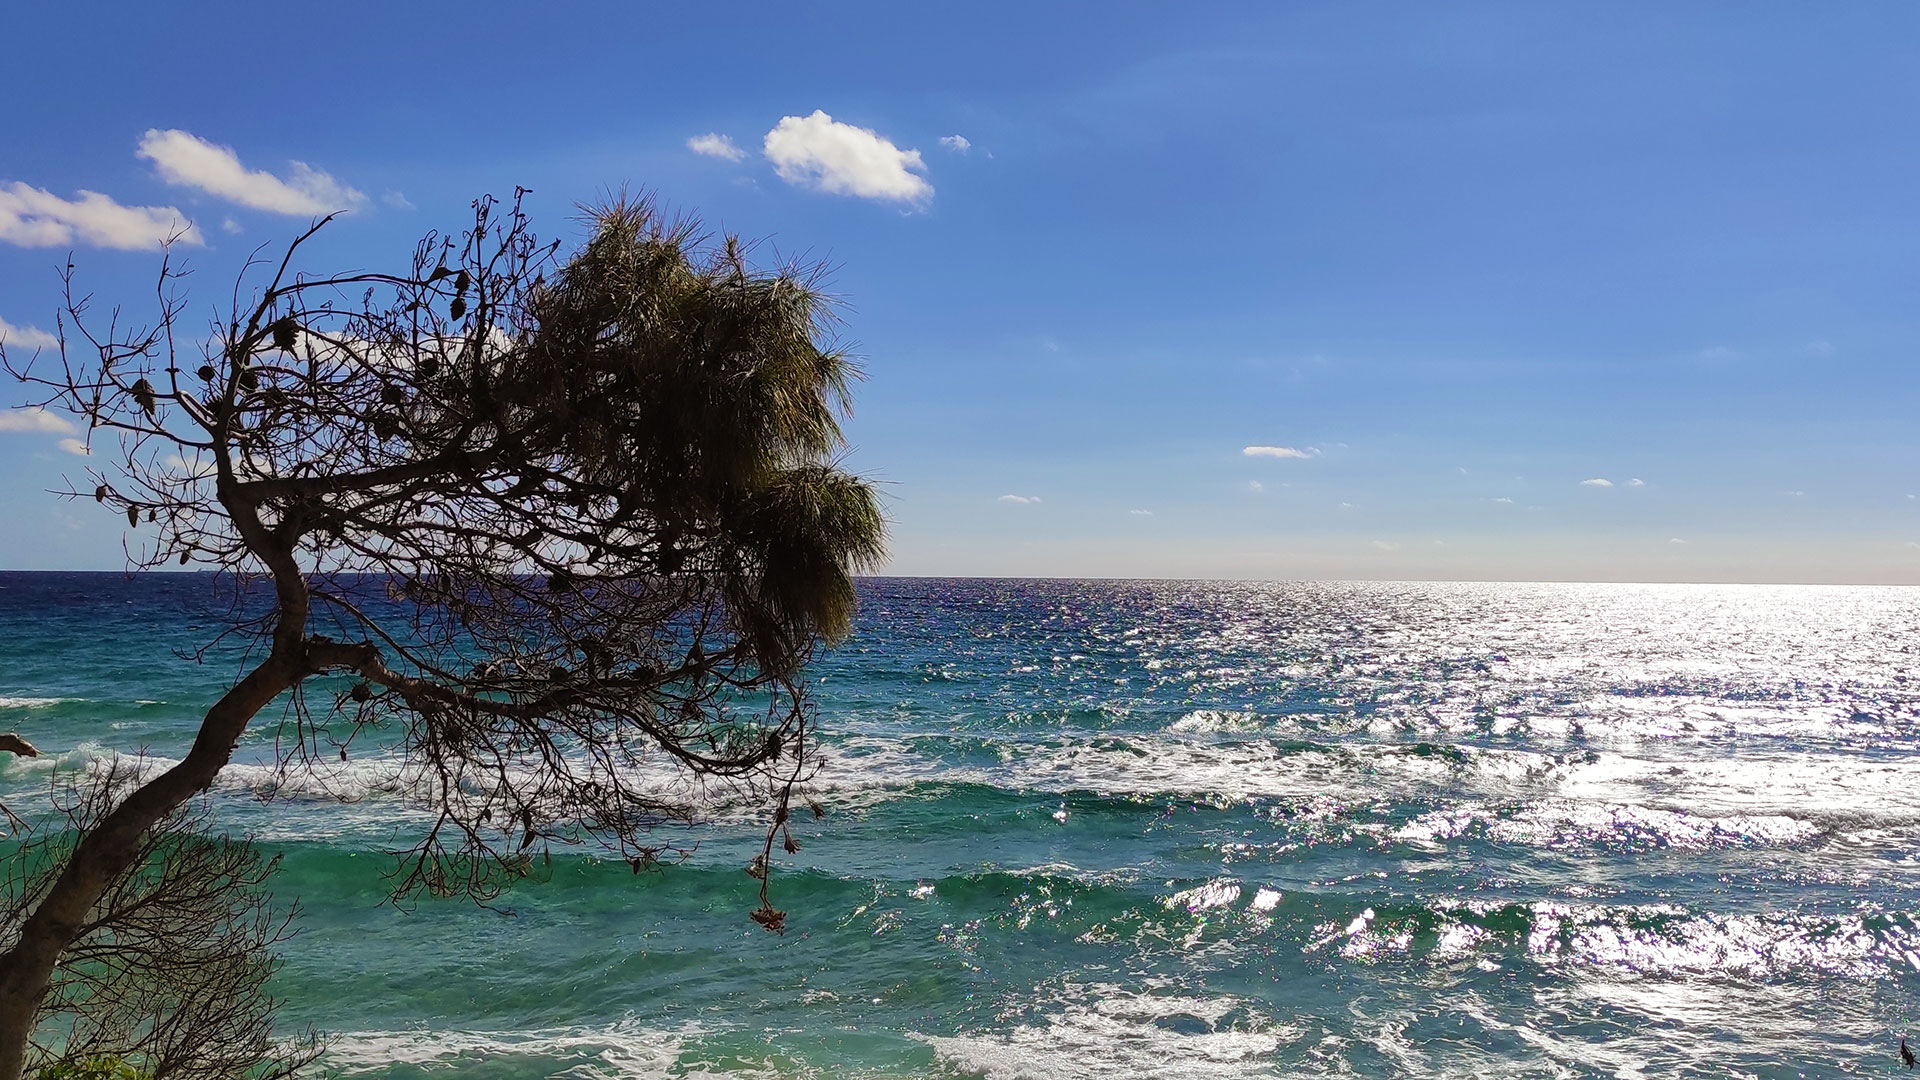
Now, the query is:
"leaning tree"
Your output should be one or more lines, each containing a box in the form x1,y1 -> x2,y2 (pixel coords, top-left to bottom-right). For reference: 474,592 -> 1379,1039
0,191 -> 885,1080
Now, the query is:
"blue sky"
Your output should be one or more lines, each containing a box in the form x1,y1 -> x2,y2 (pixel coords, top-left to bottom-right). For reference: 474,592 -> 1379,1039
2,3 -> 1918,581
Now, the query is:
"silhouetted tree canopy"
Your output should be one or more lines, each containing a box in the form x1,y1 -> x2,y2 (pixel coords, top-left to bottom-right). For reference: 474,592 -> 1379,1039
0,190 -> 885,1080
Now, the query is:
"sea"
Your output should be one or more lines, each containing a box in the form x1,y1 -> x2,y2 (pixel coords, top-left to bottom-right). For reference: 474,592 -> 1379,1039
3,572 -> 1919,1078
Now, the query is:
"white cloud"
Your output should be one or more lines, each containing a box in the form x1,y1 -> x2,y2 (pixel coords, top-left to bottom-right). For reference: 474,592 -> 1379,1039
163,452 -> 213,478
1627,477 -> 1645,487
1370,540 -> 1400,552
57,437 -> 89,457
382,190 -> 415,211
1129,509 -> 1153,517
0,316 -> 57,350
220,217 -> 243,235
998,494 -> 1041,505
1337,501 -> 1355,509
1669,537 -> 1687,545
0,407 -> 74,434
1242,445 -> 1318,460
687,133 -> 746,162
939,135 -> 972,154
1580,478 -> 1613,488
1246,480 -> 1265,494
0,182 -> 199,249
1489,497 -> 1514,504
136,129 -> 365,215
1787,490 -> 1806,497
763,111 -> 931,203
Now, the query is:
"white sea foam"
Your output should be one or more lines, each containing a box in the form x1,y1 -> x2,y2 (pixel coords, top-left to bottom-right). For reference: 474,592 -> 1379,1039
0,740 -> 117,781
0,740 -> 733,820
322,1023 -> 695,1079
1165,709 -> 1276,734
1526,901 -> 1912,978
1292,893 -> 1918,980
0,696 -> 77,709
1164,878 -> 1241,912
1390,800 -> 1822,850
918,982 -> 1291,1080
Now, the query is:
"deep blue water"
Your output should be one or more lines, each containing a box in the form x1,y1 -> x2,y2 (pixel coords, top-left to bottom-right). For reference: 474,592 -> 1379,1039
5,573 -> 1920,1077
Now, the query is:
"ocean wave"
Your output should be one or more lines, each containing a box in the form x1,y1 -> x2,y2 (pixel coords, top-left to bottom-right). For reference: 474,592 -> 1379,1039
917,982 -> 1291,1080
1388,800 -> 1823,851
811,733 -> 1920,838
322,1022 -> 697,1079
0,739 -> 121,781
1291,895 -> 1920,979
0,695 -> 80,709
9,731 -> 1909,859
0,742 -> 738,823
265,843 -> 1920,985
834,865 -> 1920,982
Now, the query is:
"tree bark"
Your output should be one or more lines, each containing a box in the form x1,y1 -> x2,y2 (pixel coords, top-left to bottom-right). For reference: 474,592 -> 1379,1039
0,656 -> 298,1080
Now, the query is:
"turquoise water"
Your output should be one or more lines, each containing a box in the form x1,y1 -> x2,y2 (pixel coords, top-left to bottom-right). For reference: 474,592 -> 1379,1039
5,574 -> 1920,1077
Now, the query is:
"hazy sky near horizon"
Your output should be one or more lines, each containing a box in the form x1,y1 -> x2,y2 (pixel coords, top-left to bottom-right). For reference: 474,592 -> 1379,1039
2,3 -> 1918,582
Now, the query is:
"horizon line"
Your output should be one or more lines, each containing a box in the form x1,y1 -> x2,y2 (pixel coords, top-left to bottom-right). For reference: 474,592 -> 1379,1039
1,568 -> 1915,589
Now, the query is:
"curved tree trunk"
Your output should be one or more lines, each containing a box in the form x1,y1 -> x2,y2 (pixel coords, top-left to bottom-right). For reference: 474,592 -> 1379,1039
0,656 -> 299,1080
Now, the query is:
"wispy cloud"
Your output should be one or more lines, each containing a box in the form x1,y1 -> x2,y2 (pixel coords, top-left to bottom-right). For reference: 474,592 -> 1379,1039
381,190 -> 415,211
997,494 -> 1041,505
137,129 -> 364,215
1246,480 -> 1265,494
0,407 -> 75,434
1580,478 -> 1613,488
1370,540 -> 1400,552
764,111 -> 931,203
0,316 -> 57,350
1242,445 -> 1318,460
0,182 -> 199,249
1627,477 -> 1646,487
1489,496 -> 1514,504
57,437 -> 89,457
938,134 -> 972,154
1669,537 -> 1687,545
1129,509 -> 1153,517
687,133 -> 747,161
